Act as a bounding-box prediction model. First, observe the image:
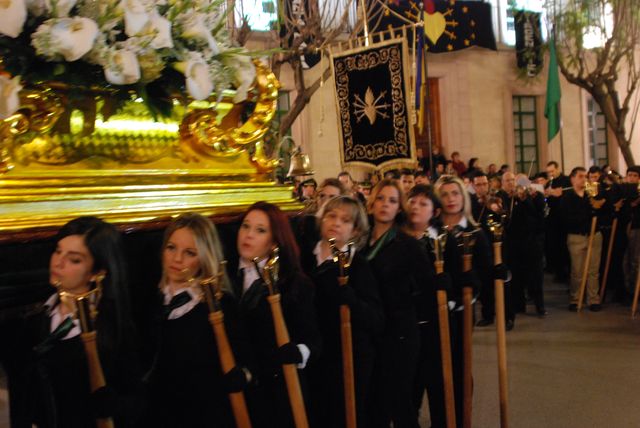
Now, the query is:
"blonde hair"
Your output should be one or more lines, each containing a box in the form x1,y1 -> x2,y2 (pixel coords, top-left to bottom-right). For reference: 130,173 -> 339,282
316,196 -> 370,249
433,174 -> 478,227
366,178 -> 408,224
160,213 -> 232,293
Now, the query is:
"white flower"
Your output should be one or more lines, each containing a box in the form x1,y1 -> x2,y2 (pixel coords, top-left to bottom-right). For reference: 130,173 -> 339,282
148,10 -> 172,49
0,0 -> 27,38
119,0 -> 149,37
176,55 -> 213,101
47,17 -> 99,61
223,54 -> 256,103
104,49 -> 140,85
181,12 -> 219,56
0,75 -> 23,120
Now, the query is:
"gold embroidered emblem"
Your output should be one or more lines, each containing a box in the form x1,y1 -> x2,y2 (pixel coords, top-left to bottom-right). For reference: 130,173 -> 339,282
353,87 -> 391,125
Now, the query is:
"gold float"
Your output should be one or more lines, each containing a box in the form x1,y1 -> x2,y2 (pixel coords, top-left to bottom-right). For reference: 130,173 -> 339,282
0,61 -> 299,235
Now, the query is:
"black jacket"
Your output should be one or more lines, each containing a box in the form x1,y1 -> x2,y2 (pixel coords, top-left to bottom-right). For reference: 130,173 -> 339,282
301,247 -> 384,427
11,296 -> 142,428
145,292 -> 246,428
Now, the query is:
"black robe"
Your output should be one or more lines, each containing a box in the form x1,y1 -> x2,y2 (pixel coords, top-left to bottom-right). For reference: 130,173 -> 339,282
362,226 -> 435,428
10,296 -> 141,428
301,247 -> 384,428
228,263 -> 322,428
144,291 -> 247,428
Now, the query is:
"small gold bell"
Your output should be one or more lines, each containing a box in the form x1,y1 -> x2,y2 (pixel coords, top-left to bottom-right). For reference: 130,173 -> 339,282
287,145 -> 314,177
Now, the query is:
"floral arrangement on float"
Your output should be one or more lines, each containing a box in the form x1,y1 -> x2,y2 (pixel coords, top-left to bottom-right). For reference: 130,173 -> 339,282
0,0 -> 258,120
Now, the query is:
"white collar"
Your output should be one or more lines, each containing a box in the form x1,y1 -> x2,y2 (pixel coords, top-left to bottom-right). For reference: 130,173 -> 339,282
44,293 -> 81,339
313,241 -> 352,267
239,257 -> 266,293
162,285 -> 202,320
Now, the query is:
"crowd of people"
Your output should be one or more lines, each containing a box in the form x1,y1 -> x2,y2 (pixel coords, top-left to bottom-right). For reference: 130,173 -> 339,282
4,149 -> 640,428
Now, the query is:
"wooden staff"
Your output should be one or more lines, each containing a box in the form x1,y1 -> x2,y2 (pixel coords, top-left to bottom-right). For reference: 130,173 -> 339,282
631,267 -> 640,319
487,217 -> 509,428
461,231 -> 477,428
200,263 -> 252,428
578,181 -> 600,312
255,249 -> 310,428
58,276 -> 114,428
599,204 -> 621,303
328,238 -> 357,428
430,232 -> 456,428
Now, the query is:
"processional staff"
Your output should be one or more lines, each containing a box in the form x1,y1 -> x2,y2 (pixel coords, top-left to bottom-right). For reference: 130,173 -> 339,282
429,230 -> 456,428
487,215 -> 509,428
328,237 -> 357,428
253,248 -> 310,428
56,275 -> 114,428
199,261 -> 252,428
458,230 -> 477,428
577,181 -> 600,312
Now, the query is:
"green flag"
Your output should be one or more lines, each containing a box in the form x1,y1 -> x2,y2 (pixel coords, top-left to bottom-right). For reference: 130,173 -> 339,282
544,38 -> 561,142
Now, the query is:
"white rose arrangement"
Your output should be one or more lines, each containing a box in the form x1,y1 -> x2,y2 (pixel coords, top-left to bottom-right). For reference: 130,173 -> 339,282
0,0 -> 258,119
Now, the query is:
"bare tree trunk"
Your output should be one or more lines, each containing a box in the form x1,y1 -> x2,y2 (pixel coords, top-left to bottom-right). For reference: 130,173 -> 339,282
278,65 -> 332,137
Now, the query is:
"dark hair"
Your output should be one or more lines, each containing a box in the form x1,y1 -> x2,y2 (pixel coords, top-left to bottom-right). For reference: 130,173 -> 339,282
533,172 -> 548,180
570,166 -> 586,178
627,165 -> 640,175
471,171 -> 488,181
407,184 -> 442,211
547,161 -> 559,168
468,158 -> 479,169
416,170 -> 429,178
500,164 -> 509,170
338,171 -> 353,180
400,168 -> 415,177
55,217 -> 133,358
588,165 -> 602,174
451,151 -> 460,157
241,202 -> 303,280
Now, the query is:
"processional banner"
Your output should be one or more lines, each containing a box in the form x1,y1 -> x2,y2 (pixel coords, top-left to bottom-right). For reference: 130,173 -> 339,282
331,38 -> 415,170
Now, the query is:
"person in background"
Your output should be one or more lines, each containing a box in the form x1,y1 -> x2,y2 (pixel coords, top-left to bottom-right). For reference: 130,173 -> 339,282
487,163 -> 498,178
399,169 -> 416,195
298,178 -> 317,205
451,152 -> 467,177
499,164 -> 510,176
560,167 -> 607,312
339,171 -> 367,205
466,158 -> 481,177
544,161 -> 571,283
498,174 -> 547,317
489,175 -> 502,194
623,166 -> 640,302
415,171 -> 431,186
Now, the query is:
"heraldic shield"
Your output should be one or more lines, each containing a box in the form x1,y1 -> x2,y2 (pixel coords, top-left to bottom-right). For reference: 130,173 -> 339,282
331,37 -> 416,171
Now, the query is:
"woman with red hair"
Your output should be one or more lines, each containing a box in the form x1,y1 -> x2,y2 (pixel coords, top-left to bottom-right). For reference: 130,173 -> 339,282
232,202 -> 321,428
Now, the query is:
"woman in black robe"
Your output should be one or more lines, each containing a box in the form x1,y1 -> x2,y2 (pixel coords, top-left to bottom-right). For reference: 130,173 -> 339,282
300,195 -> 384,428
362,179 -> 435,428
11,216 -> 141,428
231,201 -> 321,428
144,213 -> 250,428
